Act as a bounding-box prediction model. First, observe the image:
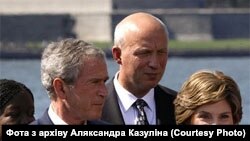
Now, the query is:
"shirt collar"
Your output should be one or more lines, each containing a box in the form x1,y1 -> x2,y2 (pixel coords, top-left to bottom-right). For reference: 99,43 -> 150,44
114,72 -> 155,112
48,104 -> 68,125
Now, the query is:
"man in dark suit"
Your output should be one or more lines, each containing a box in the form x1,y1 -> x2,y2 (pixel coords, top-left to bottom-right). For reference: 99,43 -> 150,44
101,12 -> 177,125
30,108 -> 108,125
30,38 -> 109,125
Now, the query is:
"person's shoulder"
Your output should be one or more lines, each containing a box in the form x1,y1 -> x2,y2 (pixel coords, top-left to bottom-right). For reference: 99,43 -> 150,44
87,120 -> 112,125
156,84 -> 177,96
29,120 -> 39,125
29,109 -> 53,125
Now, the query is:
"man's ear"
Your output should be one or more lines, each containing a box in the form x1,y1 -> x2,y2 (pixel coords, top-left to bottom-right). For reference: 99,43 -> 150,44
112,46 -> 122,64
53,78 -> 67,99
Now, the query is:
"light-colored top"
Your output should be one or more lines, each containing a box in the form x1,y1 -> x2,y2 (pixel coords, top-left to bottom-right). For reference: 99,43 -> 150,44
114,72 -> 156,125
48,104 -> 67,125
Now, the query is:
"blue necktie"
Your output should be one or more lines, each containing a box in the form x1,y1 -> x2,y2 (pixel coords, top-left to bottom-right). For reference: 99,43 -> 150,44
134,99 -> 149,125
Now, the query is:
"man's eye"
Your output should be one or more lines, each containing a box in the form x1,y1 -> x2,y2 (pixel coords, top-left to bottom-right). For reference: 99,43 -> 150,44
220,114 -> 230,119
136,51 -> 150,56
158,50 -> 167,54
92,80 -> 99,84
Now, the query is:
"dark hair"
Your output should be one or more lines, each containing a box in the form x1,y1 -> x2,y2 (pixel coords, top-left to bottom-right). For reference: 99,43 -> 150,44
0,79 -> 34,110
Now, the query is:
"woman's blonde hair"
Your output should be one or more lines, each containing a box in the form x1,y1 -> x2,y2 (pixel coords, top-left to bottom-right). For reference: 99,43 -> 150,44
174,70 -> 242,125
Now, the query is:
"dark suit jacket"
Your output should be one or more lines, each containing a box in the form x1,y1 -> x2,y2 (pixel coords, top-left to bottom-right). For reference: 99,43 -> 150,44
30,108 -> 110,125
101,79 -> 177,125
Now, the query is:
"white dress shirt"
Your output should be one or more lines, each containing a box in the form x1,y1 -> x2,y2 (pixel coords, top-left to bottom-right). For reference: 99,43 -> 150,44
113,72 -> 156,125
48,104 -> 67,125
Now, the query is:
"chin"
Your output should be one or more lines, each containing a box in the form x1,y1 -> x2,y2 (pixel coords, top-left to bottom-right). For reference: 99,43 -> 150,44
91,112 -> 101,119
146,81 -> 158,87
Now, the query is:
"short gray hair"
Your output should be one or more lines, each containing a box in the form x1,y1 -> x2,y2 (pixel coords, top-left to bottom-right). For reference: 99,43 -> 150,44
41,38 -> 106,98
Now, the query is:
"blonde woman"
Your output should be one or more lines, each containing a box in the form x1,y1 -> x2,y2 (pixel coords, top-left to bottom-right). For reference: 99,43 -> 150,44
174,70 -> 242,125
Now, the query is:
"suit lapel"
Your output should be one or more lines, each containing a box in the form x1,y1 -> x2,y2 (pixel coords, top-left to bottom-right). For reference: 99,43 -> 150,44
102,80 -> 125,124
154,85 -> 176,125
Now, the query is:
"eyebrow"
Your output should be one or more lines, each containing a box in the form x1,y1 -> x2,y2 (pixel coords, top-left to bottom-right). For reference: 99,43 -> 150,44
197,111 -> 232,115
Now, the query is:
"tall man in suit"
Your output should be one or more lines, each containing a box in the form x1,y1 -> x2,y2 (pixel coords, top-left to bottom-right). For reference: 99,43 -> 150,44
101,12 -> 177,125
30,38 -> 109,125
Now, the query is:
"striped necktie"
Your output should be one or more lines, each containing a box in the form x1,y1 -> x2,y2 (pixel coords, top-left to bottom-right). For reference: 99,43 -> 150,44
134,99 -> 149,125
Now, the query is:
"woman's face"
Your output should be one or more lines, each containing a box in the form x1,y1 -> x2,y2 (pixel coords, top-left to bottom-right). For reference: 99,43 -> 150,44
190,99 -> 234,125
0,92 -> 35,125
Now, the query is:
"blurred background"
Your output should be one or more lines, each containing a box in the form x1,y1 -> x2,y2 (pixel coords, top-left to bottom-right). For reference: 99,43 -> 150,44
0,0 -> 249,124
0,0 -> 249,57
